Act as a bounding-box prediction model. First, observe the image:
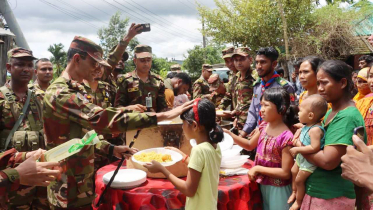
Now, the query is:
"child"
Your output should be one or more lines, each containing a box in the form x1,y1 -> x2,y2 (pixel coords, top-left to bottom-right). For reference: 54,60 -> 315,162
288,94 -> 328,210
144,98 -> 223,210
224,87 -> 298,210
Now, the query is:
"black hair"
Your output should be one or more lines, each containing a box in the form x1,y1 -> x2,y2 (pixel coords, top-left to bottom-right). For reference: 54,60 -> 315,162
293,58 -> 303,69
180,98 -> 224,144
174,72 -> 192,88
352,70 -> 359,75
358,55 -> 373,64
261,88 -> 299,128
67,48 -> 86,63
167,72 -> 177,79
318,60 -> 353,98
35,58 -> 51,69
301,56 -> 325,74
275,66 -> 284,76
256,47 -> 279,62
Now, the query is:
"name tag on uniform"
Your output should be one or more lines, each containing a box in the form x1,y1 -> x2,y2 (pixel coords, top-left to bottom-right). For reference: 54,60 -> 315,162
128,87 -> 139,92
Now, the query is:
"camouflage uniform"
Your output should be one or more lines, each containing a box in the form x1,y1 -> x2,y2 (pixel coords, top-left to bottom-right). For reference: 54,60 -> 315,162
231,47 -> 255,131
170,64 -> 181,73
0,148 -> 25,198
43,36 -> 158,209
193,64 -> 213,99
0,48 -> 48,210
208,73 -> 226,108
218,47 -> 238,110
115,45 -> 167,113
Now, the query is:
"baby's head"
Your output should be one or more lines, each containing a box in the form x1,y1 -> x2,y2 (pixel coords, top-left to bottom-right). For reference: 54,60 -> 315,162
298,94 -> 328,124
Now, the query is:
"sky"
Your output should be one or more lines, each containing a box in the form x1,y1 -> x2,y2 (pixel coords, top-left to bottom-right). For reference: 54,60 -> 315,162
3,0 -> 217,61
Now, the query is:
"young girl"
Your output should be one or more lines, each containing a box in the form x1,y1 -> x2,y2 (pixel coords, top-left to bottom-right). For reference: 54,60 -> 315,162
144,98 -> 223,210
288,94 -> 328,210
225,87 -> 297,210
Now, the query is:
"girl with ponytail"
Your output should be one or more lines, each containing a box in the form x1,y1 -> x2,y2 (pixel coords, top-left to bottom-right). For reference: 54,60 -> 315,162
224,87 -> 298,210
145,98 -> 223,210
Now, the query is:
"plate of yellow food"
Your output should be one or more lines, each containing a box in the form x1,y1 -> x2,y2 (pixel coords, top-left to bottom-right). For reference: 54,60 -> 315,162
132,148 -> 183,167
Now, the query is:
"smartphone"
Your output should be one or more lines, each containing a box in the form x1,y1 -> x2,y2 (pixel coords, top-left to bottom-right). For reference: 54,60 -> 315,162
354,126 -> 365,140
137,23 -> 151,33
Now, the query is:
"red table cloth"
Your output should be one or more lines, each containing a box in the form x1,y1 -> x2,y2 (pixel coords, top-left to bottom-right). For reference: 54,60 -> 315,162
93,160 -> 262,210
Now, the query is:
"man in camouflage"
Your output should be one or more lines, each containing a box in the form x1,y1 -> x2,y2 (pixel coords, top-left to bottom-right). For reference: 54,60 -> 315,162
0,149 -> 60,208
192,63 -> 213,99
0,47 -> 48,209
115,44 -> 167,112
170,64 -> 182,73
208,74 -> 227,107
32,58 -> 54,91
226,47 -> 255,131
43,35 -> 192,209
217,46 -> 238,111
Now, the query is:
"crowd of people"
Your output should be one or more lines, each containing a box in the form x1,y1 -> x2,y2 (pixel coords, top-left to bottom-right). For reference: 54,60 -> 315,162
0,22 -> 373,210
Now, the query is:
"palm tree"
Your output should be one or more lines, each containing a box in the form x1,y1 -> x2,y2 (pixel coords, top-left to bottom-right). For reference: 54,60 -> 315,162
48,43 -> 66,78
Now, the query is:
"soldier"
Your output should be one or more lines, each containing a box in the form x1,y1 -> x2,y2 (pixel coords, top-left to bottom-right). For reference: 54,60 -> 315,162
224,47 -> 255,131
33,58 -> 54,91
218,46 -> 238,111
0,149 -> 60,208
115,44 -> 167,112
0,47 -> 48,209
43,36 -> 192,209
192,63 -> 213,99
240,47 -> 295,138
208,73 -> 227,107
170,64 -> 182,73
164,72 -> 191,109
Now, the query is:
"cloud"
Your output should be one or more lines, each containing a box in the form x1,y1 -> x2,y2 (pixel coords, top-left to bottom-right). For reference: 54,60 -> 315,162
5,0 -> 215,60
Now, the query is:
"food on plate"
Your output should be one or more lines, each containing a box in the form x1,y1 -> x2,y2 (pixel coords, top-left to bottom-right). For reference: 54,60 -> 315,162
134,152 -> 172,163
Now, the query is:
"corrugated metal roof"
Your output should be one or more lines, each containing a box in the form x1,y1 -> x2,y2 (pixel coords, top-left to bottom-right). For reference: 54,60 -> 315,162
355,13 -> 373,36
0,28 -> 15,36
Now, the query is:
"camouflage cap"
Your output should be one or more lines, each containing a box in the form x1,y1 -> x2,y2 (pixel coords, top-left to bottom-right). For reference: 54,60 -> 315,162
170,64 -> 181,71
222,46 -> 235,59
202,63 -> 213,71
208,73 -> 222,91
69,36 -> 111,68
7,47 -> 37,60
232,47 -> 251,57
134,44 -> 152,58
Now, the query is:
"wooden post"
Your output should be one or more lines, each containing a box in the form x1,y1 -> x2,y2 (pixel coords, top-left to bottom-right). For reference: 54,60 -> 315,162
0,29 -> 15,86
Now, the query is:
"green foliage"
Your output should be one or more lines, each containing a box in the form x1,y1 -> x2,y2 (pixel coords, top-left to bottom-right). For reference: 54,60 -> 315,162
97,11 -> 139,59
48,43 -> 66,78
182,45 -> 224,78
198,0 -> 314,52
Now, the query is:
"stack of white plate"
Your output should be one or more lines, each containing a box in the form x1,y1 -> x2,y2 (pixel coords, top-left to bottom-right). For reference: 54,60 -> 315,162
102,169 -> 147,189
221,155 -> 249,169
190,133 -> 247,168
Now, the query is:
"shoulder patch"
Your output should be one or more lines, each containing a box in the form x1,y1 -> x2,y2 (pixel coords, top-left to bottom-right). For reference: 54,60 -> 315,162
253,78 -> 261,86
276,77 -> 289,86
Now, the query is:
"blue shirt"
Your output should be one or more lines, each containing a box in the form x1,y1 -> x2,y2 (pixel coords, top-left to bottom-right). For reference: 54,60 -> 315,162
242,77 -> 295,134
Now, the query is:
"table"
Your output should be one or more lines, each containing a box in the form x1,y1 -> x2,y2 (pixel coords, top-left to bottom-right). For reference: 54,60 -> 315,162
93,160 -> 262,210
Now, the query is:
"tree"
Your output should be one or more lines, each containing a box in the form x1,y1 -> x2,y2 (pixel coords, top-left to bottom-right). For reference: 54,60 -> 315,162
97,12 -> 138,59
183,45 -> 224,79
197,0 -> 314,55
48,43 -> 66,78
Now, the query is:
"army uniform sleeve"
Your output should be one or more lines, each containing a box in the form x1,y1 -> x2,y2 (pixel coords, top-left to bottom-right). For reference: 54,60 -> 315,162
0,168 -> 20,197
45,85 -> 158,136
107,40 -> 129,69
192,81 -> 203,99
114,75 -> 128,107
217,92 -> 232,110
156,80 -> 168,112
0,148 -> 26,170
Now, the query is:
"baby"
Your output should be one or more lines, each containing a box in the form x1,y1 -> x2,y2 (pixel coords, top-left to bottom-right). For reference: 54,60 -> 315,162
288,94 -> 328,210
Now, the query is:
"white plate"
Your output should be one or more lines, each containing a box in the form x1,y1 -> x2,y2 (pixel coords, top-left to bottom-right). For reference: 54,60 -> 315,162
216,110 -> 225,115
102,169 -> 147,189
220,159 -> 247,169
132,148 -> 183,167
232,145 -> 243,151
189,133 -> 233,151
222,155 -> 250,164
221,147 -> 242,158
